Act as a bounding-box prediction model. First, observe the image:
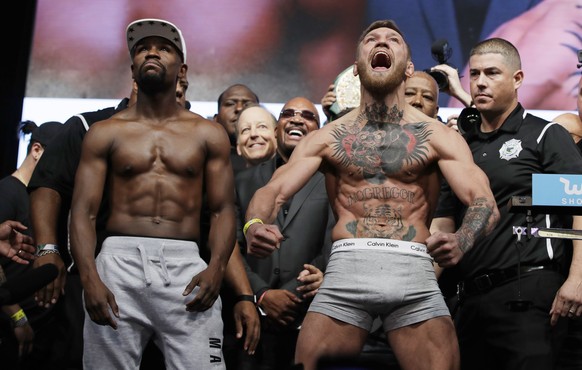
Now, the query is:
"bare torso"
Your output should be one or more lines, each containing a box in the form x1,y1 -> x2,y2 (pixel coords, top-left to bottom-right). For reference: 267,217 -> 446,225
320,109 -> 443,243
99,109 -> 219,240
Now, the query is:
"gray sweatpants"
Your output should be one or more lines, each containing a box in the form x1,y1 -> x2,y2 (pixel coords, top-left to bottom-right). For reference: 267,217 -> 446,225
82,236 -> 225,370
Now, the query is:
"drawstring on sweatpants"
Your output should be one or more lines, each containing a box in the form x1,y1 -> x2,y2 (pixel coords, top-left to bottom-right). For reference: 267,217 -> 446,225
159,244 -> 171,286
137,244 -> 152,286
136,243 -> 171,286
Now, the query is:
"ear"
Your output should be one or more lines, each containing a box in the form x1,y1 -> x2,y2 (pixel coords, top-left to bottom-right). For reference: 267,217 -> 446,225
236,144 -> 242,156
352,62 -> 358,77
31,142 -> 44,160
405,60 -> 415,78
513,69 -> 524,90
178,64 -> 188,79
213,113 -> 219,123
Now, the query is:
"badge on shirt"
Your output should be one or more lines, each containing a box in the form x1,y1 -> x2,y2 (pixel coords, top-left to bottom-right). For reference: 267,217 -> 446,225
499,139 -> 523,160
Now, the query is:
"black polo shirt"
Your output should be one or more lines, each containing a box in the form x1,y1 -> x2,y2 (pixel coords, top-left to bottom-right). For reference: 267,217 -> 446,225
28,98 -> 130,268
29,98 -> 129,201
436,103 -> 582,279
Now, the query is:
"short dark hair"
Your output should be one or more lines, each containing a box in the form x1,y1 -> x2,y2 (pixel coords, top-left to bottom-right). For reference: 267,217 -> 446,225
21,120 -> 63,154
358,20 -> 403,44
217,84 -> 259,110
470,38 -> 522,71
357,20 -> 411,60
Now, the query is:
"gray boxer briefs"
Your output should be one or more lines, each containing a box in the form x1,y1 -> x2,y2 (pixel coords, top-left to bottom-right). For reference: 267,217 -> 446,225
308,238 -> 450,332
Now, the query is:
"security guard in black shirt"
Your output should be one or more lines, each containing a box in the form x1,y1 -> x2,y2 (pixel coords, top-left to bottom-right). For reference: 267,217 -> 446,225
433,38 -> 582,370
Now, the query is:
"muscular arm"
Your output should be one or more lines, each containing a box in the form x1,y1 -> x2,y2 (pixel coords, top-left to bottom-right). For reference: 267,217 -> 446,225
223,244 -> 260,354
69,124 -> 118,328
29,188 -> 61,246
244,133 -> 324,257
224,244 -> 253,296
204,135 -> 236,274
28,118 -> 87,306
29,187 -> 67,306
427,129 -> 499,267
184,125 -> 237,311
69,127 -> 108,286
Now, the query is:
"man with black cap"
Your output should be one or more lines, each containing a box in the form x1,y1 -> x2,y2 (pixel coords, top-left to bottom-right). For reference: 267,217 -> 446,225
70,18 -> 235,369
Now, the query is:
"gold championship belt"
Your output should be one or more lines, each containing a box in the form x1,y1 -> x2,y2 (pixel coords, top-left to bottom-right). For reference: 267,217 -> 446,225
329,66 -> 361,117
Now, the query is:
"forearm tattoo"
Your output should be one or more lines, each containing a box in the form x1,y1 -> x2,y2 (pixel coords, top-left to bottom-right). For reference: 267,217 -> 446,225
330,103 -> 432,184
456,197 -> 495,253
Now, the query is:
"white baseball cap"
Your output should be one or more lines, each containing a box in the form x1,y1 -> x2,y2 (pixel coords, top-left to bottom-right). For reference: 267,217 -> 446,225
126,18 -> 186,62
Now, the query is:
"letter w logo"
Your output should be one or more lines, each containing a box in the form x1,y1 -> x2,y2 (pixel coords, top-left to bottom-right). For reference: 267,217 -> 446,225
560,177 -> 582,195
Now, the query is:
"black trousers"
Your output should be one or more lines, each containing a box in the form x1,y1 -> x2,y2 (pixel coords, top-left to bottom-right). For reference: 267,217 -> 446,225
237,319 -> 299,370
456,270 -> 568,370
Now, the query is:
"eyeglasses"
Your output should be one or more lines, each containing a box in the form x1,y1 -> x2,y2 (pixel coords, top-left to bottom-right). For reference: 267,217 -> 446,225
279,109 -> 317,122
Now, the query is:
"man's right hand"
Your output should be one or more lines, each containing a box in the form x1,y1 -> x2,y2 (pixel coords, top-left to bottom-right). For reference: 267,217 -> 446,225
233,300 -> 260,355
34,253 -> 67,307
426,231 -> 466,268
83,279 -> 119,329
259,289 -> 302,326
245,223 -> 284,258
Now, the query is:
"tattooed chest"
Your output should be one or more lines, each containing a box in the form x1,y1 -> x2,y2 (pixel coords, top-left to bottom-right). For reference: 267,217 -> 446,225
331,120 -> 432,183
